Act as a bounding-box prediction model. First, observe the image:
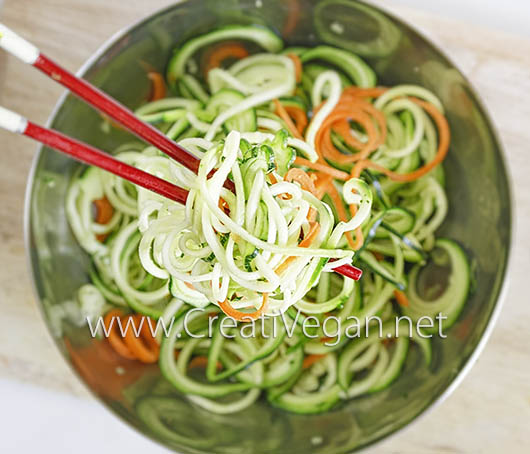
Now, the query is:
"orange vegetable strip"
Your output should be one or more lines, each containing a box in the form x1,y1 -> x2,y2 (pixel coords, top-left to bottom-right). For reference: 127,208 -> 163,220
93,197 -> 114,242
287,53 -> 303,83
348,204 -> 364,250
218,197 -> 230,214
283,0 -> 301,37
219,293 -> 269,322
285,167 -> 318,217
123,315 -> 159,364
342,86 -> 388,99
394,290 -> 410,307
147,72 -> 166,102
332,119 -> 364,149
299,222 -> 321,247
104,310 -> 136,360
294,157 -> 349,180
285,105 -> 308,134
320,337 -> 334,344
274,99 -> 303,140
275,222 -> 321,275
316,108 -> 379,163
308,172 -> 332,221
318,88 -> 387,163
204,42 -> 249,75
94,197 -> 114,224
302,354 -> 326,369
325,181 -> 357,249
331,98 -> 387,151
188,356 -> 223,371
350,99 -> 450,182
312,172 -> 334,201
285,167 -> 317,195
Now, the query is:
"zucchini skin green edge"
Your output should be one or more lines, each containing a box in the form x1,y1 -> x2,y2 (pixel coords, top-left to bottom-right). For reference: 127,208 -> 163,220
159,312 -> 253,398
268,384 -> 341,415
402,238 -> 471,334
167,25 -> 284,87
206,316 -> 286,382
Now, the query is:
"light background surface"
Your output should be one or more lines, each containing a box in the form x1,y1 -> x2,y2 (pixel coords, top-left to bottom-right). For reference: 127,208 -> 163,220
0,1 -> 529,453
391,0 -> 530,37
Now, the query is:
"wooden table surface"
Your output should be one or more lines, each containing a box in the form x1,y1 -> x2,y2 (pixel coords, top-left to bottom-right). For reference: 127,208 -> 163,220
1,1 -> 529,452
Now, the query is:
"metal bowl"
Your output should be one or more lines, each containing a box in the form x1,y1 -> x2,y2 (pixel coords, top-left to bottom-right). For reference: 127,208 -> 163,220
25,0 -> 512,452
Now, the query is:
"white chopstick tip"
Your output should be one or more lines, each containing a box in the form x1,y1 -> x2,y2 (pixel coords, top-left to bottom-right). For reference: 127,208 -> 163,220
0,23 -> 39,65
0,106 -> 28,134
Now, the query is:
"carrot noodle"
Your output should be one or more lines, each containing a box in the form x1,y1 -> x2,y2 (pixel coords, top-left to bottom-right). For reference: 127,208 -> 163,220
308,172 -> 333,221
64,338 -> 147,401
299,222 -> 321,247
302,354 -> 326,369
285,105 -> 308,134
104,310 -> 136,360
342,86 -> 389,99
219,293 -> 269,321
188,356 -> 222,370
285,167 -> 317,195
293,152 -> 364,249
94,197 -> 114,242
275,222 -> 321,275
294,157 -> 349,180
104,310 -> 160,363
123,314 -> 160,363
287,53 -> 303,83
312,172 -> 334,201
218,197 -> 230,214
94,197 -> 114,224
283,0 -> 301,37
315,95 -> 387,164
393,290 -> 410,307
325,181 -> 357,249
332,119 -> 364,149
204,42 -> 249,75
274,99 -> 303,140
350,99 -> 450,181
147,72 -> 167,102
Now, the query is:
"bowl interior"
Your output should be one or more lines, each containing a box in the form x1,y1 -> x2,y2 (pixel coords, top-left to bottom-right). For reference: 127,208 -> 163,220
26,0 -> 511,452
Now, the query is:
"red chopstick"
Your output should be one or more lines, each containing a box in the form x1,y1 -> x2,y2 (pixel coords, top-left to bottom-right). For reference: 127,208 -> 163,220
34,55 -> 237,192
25,120 -> 189,205
6,109 -> 362,281
0,26 -> 235,191
33,55 -> 203,173
332,263 -> 362,280
0,24 -> 362,281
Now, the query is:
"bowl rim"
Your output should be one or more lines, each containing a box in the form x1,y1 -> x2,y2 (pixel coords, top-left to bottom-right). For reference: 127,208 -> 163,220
23,0 -> 515,452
